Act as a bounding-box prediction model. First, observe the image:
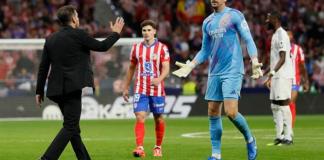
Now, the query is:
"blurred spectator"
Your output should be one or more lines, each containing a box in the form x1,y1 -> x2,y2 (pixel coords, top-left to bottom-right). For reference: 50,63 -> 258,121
113,79 -> 124,95
174,41 -> 190,63
105,48 -> 122,78
0,56 -> 9,80
157,15 -> 172,41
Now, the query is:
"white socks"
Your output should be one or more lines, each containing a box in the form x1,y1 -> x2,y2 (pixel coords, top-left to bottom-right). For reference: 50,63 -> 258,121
212,153 -> 221,159
281,105 -> 293,141
271,104 -> 284,139
271,103 -> 293,141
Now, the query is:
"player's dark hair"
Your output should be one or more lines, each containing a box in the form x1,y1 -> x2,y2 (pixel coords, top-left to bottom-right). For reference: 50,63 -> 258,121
140,20 -> 157,29
57,5 -> 77,26
269,11 -> 281,21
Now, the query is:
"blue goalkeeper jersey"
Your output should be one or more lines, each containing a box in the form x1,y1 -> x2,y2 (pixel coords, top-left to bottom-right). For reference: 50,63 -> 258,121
194,7 -> 257,76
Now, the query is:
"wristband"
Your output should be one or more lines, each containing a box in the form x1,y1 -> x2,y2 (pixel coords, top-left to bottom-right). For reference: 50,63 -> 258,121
188,62 -> 196,68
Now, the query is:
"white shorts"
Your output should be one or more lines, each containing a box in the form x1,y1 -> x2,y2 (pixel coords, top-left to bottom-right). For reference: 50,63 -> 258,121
270,78 -> 292,100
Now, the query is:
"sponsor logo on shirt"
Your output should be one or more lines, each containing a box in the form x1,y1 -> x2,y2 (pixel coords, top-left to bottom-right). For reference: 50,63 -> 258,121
209,28 -> 226,38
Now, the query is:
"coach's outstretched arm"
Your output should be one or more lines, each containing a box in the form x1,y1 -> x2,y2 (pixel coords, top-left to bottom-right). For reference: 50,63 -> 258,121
80,17 -> 124,52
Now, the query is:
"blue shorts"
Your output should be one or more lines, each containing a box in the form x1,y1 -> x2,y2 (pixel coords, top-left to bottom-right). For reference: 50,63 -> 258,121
292,85 -> 300,91
205,74 -> 243,101
133,94 -> 165,114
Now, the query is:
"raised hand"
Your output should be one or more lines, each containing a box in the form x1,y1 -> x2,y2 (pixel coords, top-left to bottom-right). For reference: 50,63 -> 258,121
110,17 -> 125,34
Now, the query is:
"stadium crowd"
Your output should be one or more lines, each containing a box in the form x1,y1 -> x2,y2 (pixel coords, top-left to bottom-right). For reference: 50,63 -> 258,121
0,0 -> 323,96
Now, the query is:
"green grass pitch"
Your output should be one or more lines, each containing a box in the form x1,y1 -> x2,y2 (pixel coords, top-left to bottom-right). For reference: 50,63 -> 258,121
1,115 -> 324,160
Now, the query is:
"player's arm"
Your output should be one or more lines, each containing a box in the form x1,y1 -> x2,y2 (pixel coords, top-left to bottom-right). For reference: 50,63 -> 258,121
267,51 -> 286,77
123,62 -> 136,102
152,61 -> 170,87
35,41 -> 50,107
172,22 -> 210,77
298,48 -> 309,92
264,51 -> 286,89
264,33 -> 290,88
234,11 -> 263,79
272,51 -> 286,74
152,45 -> 170,86
269,33 -> 290,78
123,44 -> 137,102
192,22 -> 212,65
299,62 -> 309,92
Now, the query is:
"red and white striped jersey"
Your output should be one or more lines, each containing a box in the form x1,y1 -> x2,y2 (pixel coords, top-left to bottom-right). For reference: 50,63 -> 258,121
130,39 -> 170,96
290,43 -> 305,85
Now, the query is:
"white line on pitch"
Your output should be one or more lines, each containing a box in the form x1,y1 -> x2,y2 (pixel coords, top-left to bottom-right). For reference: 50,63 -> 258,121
180,131 -> 324,140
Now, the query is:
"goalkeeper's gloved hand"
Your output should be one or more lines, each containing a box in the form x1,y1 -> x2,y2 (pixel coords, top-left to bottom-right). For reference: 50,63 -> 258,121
172,60 -> 195,78
251,58 -> 263,79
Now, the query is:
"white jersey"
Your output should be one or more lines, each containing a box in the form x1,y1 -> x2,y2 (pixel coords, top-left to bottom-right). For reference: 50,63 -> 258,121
270,27 -> 293,79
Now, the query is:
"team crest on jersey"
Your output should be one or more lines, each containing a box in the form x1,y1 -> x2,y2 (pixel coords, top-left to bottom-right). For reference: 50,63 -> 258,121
144,62 -> 153,73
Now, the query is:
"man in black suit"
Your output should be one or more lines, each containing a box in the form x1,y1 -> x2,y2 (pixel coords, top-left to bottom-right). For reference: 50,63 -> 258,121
35,5 -> 124,160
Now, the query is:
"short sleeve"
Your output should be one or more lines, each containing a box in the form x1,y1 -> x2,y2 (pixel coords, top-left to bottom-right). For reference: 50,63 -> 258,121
161,45 -> 170,62
130,44 -> 137,64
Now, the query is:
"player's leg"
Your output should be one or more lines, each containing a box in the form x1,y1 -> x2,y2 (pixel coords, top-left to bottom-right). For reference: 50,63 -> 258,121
205,75 -> 223,160
279,78 -> 293,144
133,94 -> 149,157
270,78 -> 285,144
152,114 -> 164,157
279,99 -> 293,145
150,96 -> 166,157
290,86 -> 299,127
223,100 -> 257,160
208,101 -> 223,160
224,100 -> 253,142
270,101 -> 284,144
222,74 -> 257,160
272,78 -> 293,145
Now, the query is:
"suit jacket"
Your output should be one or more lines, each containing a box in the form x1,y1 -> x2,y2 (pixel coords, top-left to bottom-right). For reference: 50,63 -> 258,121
36,25 -> 120,97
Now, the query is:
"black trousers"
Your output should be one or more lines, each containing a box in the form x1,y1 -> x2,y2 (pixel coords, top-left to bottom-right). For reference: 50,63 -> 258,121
42,90 -> 90,160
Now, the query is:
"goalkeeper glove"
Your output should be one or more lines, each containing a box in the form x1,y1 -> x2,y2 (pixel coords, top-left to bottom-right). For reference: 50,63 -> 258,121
172,60 -> 195,78
251,58 -> 263,79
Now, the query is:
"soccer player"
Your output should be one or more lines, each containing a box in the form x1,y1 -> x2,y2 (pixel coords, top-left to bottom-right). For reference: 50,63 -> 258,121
122,20 -> 170,158
287,31 -> 309,127
264,12 -> 294,145
172,0 -> 262,159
